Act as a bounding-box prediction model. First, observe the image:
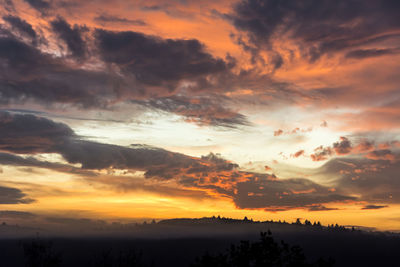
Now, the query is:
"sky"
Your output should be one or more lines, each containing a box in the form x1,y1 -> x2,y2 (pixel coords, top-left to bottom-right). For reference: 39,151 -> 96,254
0,0 -> 399,232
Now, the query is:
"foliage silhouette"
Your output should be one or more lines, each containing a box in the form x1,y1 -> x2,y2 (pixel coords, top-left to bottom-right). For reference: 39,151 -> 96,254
22,238 -> 62,267
191,231 -> 334,267
91,248 -> 151,267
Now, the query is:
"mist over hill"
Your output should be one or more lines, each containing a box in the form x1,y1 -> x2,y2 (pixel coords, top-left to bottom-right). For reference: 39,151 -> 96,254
0,216 -> 399,266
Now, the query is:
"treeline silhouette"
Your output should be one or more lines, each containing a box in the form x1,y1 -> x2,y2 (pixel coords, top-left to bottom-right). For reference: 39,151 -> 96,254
2,216 -> 398,266
20,231 -> 334,267
191,231 -> 334,267
1,216 -> 359,233
157,216 -> 357,232
21,238 -> 148,267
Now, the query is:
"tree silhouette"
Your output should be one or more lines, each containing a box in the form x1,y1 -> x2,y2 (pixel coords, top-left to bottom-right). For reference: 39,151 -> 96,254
191,231 -> 334,267
91,248 -> 150,267
22,239 -> 62,267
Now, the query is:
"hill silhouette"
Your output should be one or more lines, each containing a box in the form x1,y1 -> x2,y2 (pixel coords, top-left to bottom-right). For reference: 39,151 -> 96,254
0,216 -> 399,266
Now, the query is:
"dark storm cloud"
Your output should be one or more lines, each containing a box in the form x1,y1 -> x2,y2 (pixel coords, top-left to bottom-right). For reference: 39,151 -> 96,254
2,15 -> 37,44
94,14 -> 146,26
50,17 -> 87,59
0,186 -> 34,204
138,95 -> 250,128
95,29 -> 232,88
231,0 -> 400,61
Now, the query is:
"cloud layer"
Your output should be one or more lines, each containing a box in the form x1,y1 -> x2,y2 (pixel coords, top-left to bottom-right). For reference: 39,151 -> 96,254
0,111 -> 379,211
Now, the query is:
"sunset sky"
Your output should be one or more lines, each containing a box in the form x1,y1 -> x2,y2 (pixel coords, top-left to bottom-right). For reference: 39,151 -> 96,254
0,0 -> 399,232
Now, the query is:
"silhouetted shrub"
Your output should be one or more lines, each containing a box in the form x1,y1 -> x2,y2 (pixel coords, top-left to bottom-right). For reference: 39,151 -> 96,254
91,248 -> 148,267
22,239 -> 62,267
191,231 -> 334,267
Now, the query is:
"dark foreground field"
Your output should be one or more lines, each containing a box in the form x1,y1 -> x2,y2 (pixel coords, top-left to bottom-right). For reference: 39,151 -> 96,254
0,218 -> 399,266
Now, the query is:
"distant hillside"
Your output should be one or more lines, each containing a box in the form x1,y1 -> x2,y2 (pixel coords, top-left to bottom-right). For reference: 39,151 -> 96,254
0,217 -> 399,266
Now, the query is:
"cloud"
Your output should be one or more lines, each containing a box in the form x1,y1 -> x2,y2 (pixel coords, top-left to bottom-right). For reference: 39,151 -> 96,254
361,205 -> 388,210
0,210 -> 36,218
23,0 -> 50,14
311,136 -> 353,161
318,157 -> 400,204
45,216 -> 106,226
94,14 -> 146,26
0,111 -> 74,154
346,48 -> 400,59
0,111 -> 359,211
311,136 -> 400,162
2,15 -> 37,44
292,150 -> 304,158
365,149 -> 396,162
0,34 -> 123,108
2,0 -> 15,12
0,186 -> 34,204
50,16 -> 87,59
0,22 -> 248,127
333,137 -> 352,155
274,129 -> 283,136
0,152 -> 97,177
137,95 -> 250,128
94,29 -> 232,89
231,0 -> 400,62
307,205 -> 338,212
353,140 -> 375,153
0,111 -> 209,171
84,175 -> 212,201
310,146 -> 333,161
234,177 -> 355,211
274,127 -> 312,137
